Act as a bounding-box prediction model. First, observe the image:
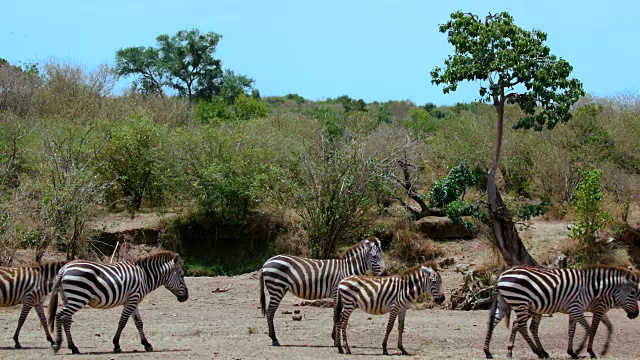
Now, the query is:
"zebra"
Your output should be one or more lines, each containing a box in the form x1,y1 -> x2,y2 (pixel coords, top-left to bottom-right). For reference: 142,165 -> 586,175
259,237 -> 385,346
0,260 -> 68,349
483,265 -> 638,359
47,251 -> 189,354
334,261 -> 445,355
552,275 -> 640,359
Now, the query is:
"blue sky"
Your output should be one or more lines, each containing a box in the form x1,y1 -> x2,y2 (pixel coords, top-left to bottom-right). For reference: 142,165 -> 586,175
2,0 -> 638,105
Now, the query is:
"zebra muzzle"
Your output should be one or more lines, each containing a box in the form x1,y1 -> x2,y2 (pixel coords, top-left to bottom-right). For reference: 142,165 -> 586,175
435,294 -> 445,305
627,310 -> 638,319
177,293 -> 189,302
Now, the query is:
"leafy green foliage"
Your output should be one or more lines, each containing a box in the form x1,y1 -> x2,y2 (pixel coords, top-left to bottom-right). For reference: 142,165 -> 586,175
431,11 -> 585,131
114,46 -> 165,95
116,29 -> 226,104
428,159 -> 482,227
101,114 -> 169,213
233,93 -> 269,121
194,97 -> 232,124
569,166 -> 612,263
290,141 -> 383,259
217,69 -> 256,105
429,159 -> 479,208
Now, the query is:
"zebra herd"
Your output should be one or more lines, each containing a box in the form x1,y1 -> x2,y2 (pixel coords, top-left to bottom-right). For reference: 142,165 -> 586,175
0,251 -> 188,354
0,238 -> 639,358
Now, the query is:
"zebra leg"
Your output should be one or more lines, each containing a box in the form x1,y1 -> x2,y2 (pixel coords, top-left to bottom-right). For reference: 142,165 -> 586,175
585,312 -> 604,359
112,303 -> 137,353
567,314 -> 590,359
340,308 -> 353,355
529,314 -> 549,358
397,309 -> 410,356
266,289 -> 285,346
508,310 -> 539,358
60,311 -> 80,354
331,290 -> 338,342
132,309 -> 153,352
34,303 -> 55,346
12,302 -> 32,349
484,292 -> 510,359
382,306 -> 399,355
599,314 -> 613,357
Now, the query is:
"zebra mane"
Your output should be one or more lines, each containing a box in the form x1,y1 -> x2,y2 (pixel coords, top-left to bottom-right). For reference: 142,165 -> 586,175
339,237 -> 377,259
582,264 -> 634,272
134,251 -> 180,266
403,261 -> 439,275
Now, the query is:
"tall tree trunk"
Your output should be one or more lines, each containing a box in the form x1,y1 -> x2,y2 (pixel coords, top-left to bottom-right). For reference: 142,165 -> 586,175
487,101 -> 538,266
488,188 -> 538,266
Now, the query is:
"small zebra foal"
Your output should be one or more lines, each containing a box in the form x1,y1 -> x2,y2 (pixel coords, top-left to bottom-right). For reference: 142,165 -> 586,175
334,261 -> 445,355
47,251 -> 189,354
484,265 -> 638,359
0,260 -> 68,348
260,237 -> 385,346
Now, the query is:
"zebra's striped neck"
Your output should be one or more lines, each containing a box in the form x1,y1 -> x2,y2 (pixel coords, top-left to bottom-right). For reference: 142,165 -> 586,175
134,252 -> 177,294
37,260 -> 68,294
340,244 -> 369,276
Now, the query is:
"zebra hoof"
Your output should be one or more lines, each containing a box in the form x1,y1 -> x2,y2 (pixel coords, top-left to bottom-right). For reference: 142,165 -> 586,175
401,350 -> 411,356
271,340 -> 280,346
338,347 -> 344,354
14,343 -> 22,349
485,355 -> 493,360
113,347 -> 122,353
145,344 -> 154,352
71,347 -> 81,355
52,343 -> 60,353
568,351 -> 579,360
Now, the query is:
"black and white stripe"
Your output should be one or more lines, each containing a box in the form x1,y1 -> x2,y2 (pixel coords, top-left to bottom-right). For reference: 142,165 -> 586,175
483,265 -> 639,359
0,260 -> 68,348
259,237 -> 385,346
334,261 -> 445,355
47,251 -> 189,354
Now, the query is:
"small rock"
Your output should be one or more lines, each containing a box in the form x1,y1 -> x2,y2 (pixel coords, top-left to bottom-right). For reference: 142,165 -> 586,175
282,310 -> 292,314
292,315 -> 303,321
293,310 -> 301,314
367,317 -> 373,320
95,333 -> 100,337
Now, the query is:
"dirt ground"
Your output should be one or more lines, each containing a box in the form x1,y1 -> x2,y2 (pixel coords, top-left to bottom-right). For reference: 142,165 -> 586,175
1,274 -> 640,360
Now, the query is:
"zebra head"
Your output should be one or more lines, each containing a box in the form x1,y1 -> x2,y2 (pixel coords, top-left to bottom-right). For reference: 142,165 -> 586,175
613,271 -> 639,319
164,253 -> 189,302
364,237 -> 385,276
421,263 -> 445,305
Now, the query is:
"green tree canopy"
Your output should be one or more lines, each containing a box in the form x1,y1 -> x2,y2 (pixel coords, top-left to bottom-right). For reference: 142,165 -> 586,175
115,29 -> 224,104
431,11 -> 585,266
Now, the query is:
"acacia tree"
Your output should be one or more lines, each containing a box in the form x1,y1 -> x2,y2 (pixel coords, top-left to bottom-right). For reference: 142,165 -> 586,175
115,29 -> 223,105
431,12 -> 584,266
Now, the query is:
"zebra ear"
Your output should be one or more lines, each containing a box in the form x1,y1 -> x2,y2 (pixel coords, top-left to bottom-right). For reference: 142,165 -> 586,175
173,253 -> 181,264
422,266 -> 433,273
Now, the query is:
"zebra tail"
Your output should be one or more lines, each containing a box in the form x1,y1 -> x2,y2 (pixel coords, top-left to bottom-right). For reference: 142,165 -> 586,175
259,269 -> 266,317
334,291 -> 343,326
499,293 -> 511,330
47,271 -> 62,333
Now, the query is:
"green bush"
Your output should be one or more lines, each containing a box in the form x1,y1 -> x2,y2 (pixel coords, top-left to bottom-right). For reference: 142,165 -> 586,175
568,165 -> 612,263
233,93 -> 269,121
101,113 -> 169,213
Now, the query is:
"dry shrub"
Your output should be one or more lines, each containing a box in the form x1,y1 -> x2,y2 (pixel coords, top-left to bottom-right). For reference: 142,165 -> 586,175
33,61 -> 115,120
274,232 -> 308,257
558,235 -> 632,267
448,265 -> 501,310
389,229 -> 441,264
